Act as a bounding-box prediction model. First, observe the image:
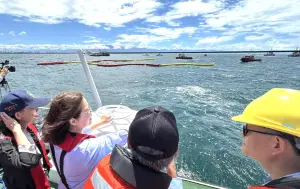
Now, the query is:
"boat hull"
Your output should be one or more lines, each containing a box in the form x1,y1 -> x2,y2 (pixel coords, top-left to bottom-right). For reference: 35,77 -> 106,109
240,58 -> 262,62
176,57 -> 193,59
89,54 -> 110,56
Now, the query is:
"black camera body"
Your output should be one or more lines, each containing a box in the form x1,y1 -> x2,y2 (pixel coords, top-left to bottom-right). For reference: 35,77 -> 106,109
1,60 -> 16,72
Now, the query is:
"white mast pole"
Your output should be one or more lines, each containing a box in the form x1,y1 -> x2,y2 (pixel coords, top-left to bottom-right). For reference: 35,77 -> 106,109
78,50 -> 102,108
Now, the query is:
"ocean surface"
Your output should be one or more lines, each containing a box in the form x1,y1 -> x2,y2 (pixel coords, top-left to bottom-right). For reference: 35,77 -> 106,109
1,53 -> 299,188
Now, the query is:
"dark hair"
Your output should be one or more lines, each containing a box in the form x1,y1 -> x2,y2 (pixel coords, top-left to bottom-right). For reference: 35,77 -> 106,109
0,115 -> 20,135
42,92 -> 83,145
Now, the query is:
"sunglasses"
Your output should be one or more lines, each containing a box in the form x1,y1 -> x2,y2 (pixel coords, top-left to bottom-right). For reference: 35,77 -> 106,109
242,125 -> 283,137
243,125 -> 300,155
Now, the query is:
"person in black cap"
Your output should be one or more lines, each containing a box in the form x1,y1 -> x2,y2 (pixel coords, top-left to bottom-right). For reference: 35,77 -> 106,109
0,90 -> 52,189
83,105 -> 183,189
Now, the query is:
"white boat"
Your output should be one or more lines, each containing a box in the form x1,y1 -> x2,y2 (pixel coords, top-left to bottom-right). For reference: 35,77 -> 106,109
264,51 -> 275,56
288,47 -> 300,57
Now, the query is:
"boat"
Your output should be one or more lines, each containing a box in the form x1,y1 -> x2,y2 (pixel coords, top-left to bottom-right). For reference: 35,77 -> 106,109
264,51 -> 275,56
0,51 -> 226,189
45,51 -> 225,189
288,47 -> 300,57
142,53 -> 149,56
86,50 -> 110,56
240,55 -> 262,62
204,54 -> 207,56
176,54 -> 193,59
156,53 -> 163,56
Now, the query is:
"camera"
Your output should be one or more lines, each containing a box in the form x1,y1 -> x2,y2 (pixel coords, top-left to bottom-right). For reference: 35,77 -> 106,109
1,60 -> 16,72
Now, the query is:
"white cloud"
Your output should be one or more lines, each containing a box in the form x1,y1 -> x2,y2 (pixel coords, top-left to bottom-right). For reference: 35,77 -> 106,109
171,44 -> 181,49
146,27 -> 197,39
193,37 -> 298,51
114,26 -> 198,48
147,0 -> 224,25
110,41 -> 134,49
166,21 -> 181,27
83,39 -> 100,43
0,33 -> 3,36
84,36 -> 96,39
104,27 -> 111,31
0,0 -> 162,27
245,34 -> 271,41
117,34 -> 167,45
0,43 -> 109,50
196,36 -> 235,45
19,31 -> 26,36
203,0 -> 300,36
8,31 -> 15,36
13,18 -> 22,22
0,36 -> 298,51
170,44 -> 194,50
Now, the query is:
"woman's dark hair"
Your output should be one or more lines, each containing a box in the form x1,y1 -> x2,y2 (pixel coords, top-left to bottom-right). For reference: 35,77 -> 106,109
42,91 -> 83,145
0,115 -> 20,135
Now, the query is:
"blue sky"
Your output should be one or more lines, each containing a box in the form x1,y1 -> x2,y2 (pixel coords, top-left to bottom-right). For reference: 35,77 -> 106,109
0,0 -> 299,51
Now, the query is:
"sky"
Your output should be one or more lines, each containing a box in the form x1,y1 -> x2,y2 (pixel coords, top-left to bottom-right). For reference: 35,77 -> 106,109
0,0 -> 300,51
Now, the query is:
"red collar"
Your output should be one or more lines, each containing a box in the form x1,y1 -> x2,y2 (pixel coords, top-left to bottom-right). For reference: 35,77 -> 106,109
57,132 -> 95,152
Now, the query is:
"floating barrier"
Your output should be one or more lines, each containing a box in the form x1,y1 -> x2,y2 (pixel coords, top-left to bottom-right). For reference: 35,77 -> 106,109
97,63 -> 159,67
96,58 -> 155,62
97,63 -> 215,67
38,58 -> 156,65
37,61 -> 97,65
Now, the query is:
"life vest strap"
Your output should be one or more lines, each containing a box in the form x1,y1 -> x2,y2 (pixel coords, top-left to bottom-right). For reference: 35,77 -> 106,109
50,144 -> 70,189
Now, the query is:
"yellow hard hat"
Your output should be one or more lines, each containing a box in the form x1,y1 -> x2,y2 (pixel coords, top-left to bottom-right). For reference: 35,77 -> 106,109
232,88 -> 300,137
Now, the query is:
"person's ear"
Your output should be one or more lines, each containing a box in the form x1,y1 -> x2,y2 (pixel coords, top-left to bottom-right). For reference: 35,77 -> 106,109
271,136 -> 286,156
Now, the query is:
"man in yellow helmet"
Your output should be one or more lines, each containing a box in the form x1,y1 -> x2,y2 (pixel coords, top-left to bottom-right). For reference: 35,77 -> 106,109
232,88 -> 300,189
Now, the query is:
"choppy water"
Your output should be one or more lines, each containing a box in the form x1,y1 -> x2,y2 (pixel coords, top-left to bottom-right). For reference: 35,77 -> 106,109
1,53 -> 299,188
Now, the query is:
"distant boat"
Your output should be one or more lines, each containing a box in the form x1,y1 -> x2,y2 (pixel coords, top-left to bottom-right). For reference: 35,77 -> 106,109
241,55 -> 262,62
87,51 -> 110,56
204,54 -> 207,56
176,54 -> 193,59
288,47 -> 300,57
264,51 -> 275,56
142,53 -> 149,56
156,53 -> 163,56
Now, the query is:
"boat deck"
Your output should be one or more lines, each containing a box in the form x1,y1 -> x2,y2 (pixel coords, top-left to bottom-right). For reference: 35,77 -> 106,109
0,106 -> 225,189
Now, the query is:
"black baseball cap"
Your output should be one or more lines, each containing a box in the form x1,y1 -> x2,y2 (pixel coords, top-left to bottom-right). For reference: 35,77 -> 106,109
128,105 -> 179,161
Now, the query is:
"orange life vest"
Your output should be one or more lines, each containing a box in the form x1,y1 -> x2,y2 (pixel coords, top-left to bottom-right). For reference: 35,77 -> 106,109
84,154 -> 134,189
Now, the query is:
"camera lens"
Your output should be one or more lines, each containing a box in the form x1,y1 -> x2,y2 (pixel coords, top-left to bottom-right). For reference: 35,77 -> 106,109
8,66 -> 16,72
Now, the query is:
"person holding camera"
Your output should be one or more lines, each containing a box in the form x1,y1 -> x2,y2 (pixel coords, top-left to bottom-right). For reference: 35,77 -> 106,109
0,90 -> 52,189
0,67 -> 8,82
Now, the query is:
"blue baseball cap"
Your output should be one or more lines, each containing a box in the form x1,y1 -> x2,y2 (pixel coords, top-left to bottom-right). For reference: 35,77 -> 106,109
0,90 -> 49,116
